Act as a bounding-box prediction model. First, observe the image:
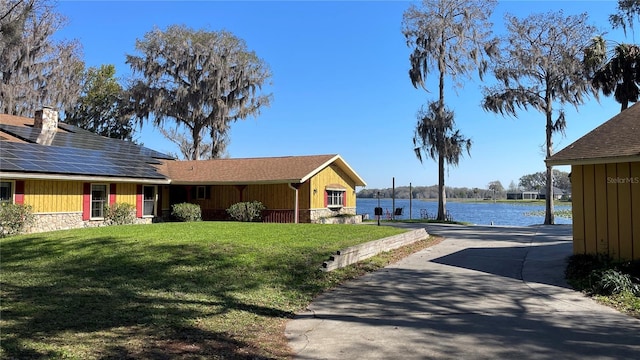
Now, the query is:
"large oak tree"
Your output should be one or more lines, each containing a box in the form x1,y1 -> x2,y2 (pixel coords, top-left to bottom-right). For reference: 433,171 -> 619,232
126,25 -> 272,160
482,11 -> 597,224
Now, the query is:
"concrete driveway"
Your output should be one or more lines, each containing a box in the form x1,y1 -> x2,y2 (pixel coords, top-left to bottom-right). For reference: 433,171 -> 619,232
285,224 -> 640,359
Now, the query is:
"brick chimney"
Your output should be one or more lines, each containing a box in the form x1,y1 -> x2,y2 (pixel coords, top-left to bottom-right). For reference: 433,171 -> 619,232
34,106 -> 58,145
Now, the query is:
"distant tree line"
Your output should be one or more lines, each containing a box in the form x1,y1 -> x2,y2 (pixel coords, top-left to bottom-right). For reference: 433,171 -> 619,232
358,185 -> 500,200
517,169 -> 571,192
358,170 -> 571,199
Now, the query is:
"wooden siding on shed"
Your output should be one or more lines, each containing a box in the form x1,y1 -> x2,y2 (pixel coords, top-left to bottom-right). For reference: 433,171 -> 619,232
632,162 -> 640,260
572,166 -> 586,255
572,162 -> 640,261
23,180 -> 82,213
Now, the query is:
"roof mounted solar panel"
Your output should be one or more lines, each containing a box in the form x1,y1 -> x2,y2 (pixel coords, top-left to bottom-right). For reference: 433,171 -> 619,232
0,141 -> 167,179
0,123 -> 174,161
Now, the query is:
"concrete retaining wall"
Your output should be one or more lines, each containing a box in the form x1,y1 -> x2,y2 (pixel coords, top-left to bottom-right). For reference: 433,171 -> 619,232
321,228 -> 429,271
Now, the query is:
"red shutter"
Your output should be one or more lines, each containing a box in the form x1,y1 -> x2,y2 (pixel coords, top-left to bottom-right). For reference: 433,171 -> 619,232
136,185 -> 143,218
82,183 -> 91,220
109,184 -> 117,205
324,190 -> 328,207
343,190 -> 346,207
14,180 -> 25,204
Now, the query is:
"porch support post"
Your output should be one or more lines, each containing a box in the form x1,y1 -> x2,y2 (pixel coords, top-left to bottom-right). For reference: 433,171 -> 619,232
288,183 -> 301,223
235,185 -> 247,202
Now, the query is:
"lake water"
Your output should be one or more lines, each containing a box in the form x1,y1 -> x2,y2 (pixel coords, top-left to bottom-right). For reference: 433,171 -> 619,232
357,198 -> 572,226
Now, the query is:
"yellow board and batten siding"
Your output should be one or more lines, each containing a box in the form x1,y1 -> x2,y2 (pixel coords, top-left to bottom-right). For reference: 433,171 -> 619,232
116,183 -> 137,206
23,180 -> 83,213
310,164 -> 356,209
632,162 -> 640,260
572,161 -> 640,261
195,185 -> 236,209
192,164 -> 355,211
245,183 -> 299,209
194,183 -> 308,211
22,180 -> 141,214
194,163 -> 355,212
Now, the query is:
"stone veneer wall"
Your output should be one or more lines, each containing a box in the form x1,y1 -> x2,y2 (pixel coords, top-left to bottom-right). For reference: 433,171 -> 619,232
310,207 -> 360,224
26,212 -> 84,233
316,214 -> 363,225
24,212 -> 153,234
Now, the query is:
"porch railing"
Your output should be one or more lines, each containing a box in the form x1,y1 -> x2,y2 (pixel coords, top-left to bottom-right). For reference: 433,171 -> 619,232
262,209 -> 295,223
199,208 -> 306,223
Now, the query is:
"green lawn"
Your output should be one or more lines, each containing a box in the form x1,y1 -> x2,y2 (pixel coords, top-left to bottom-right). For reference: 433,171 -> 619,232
0,222 -> 410,359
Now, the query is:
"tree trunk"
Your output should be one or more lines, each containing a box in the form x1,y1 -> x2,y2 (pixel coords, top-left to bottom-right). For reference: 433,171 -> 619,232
544,109 -> 555,225
192,125 -> 201,160
545,164 -> 554,224
437,153 -> 446,221
437,36 -> 447,222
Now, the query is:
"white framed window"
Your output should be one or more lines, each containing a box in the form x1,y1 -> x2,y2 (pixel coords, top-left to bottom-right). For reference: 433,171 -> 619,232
91,184 -> 108,219
143,185 -> 156,217
0,181 -> 14,204
327,190 -> 345,208
196,186 -> 207,200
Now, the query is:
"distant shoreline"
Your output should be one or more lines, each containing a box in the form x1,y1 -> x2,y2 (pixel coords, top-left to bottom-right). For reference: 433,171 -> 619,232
357,197 -> 571,205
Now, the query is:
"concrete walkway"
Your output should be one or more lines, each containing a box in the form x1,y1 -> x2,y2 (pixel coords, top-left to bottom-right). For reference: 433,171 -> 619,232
285,224 -> 640,359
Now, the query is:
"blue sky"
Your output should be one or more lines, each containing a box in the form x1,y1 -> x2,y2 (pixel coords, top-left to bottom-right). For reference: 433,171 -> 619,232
54,0 -> 636,190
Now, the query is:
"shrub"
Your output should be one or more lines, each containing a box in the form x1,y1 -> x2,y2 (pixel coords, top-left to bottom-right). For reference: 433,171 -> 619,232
104,202 -> 136,225
226,201 -> 265,222
617,260 -> 640,281
590,269 -> 640,296
0,203 -> 35,237
172,203 -> 202,222
565,254 -> 609,281
566,254 -> 640,296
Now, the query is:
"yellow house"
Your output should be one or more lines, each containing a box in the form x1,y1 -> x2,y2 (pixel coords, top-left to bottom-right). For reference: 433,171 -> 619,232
547,102 -> 640,261
160,154 -> 366,223
0,109 -> 172,233
1,109 -> 367,233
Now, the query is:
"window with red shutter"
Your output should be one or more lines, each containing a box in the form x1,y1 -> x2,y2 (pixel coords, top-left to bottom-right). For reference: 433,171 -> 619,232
1,180 -> 16,204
